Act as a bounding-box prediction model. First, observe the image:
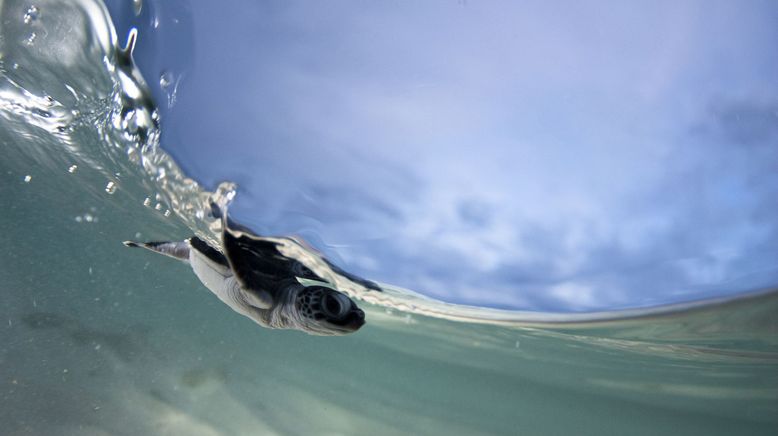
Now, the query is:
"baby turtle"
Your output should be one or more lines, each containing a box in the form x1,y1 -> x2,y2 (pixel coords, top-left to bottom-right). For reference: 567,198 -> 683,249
124,207 -> 367,336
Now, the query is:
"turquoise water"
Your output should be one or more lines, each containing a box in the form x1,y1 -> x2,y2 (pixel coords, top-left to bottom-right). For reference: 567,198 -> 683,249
1,0 -> 777,434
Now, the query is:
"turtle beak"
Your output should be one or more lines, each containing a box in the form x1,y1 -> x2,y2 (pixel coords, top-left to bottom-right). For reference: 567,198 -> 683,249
347,308 -> 366,331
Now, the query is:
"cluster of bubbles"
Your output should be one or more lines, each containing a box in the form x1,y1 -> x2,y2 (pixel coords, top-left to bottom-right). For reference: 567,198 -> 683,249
74,206 -> 99,223
75,213 -> 98,223
22,5 -> 38,45
23,5 -> 39,24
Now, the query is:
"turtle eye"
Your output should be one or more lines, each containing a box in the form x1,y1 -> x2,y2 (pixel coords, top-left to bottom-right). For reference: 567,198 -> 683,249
321,292 -> 350,319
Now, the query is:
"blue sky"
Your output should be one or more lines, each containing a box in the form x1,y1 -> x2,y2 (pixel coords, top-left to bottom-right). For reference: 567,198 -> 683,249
109,0 -> 778,311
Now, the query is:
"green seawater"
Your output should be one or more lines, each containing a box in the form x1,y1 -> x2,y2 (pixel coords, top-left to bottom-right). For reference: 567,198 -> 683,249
1,1 -> 777,435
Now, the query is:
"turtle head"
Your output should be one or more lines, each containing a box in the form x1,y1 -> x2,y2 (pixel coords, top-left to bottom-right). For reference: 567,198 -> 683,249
292,285 -> 365,335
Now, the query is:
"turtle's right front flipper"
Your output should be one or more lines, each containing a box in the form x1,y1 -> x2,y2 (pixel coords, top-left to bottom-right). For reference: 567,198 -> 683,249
123,240 -> 191,262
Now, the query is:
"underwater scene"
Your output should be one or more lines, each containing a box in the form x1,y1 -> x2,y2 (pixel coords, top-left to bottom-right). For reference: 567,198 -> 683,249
1,0 -> 777,434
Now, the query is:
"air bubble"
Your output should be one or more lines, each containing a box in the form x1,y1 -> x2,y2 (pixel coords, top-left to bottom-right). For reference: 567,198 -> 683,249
23,5 -> 39,24
25,32 -> 36,46
143,197 -> 151,207
68,165 -> 78,173
23,175 -> 32,183
159,71 -> 173,89
122,109 -> 139,133
105,181 -> 117,194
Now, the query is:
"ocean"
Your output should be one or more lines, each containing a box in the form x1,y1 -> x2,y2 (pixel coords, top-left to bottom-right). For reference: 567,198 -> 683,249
1,0 -> 777,434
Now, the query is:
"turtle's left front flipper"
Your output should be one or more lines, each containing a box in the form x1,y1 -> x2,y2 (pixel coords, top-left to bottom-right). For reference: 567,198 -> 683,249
221,226 -> 302,298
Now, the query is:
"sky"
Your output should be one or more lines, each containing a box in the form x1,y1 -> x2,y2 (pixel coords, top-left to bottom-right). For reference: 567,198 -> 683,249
107,0 -> 778,311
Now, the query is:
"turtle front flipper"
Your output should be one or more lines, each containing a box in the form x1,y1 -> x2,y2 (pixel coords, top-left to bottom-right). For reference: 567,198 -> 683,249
221,224 -> 292,304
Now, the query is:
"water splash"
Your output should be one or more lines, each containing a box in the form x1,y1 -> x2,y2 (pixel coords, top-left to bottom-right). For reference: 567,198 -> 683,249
1,0 -> 217,246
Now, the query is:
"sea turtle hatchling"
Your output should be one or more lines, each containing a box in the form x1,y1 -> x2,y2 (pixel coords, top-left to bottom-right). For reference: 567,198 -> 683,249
124,207 -> 368,335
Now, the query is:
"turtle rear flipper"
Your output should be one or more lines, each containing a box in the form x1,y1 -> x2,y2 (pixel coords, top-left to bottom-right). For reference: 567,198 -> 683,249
123,240 -> 190,262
